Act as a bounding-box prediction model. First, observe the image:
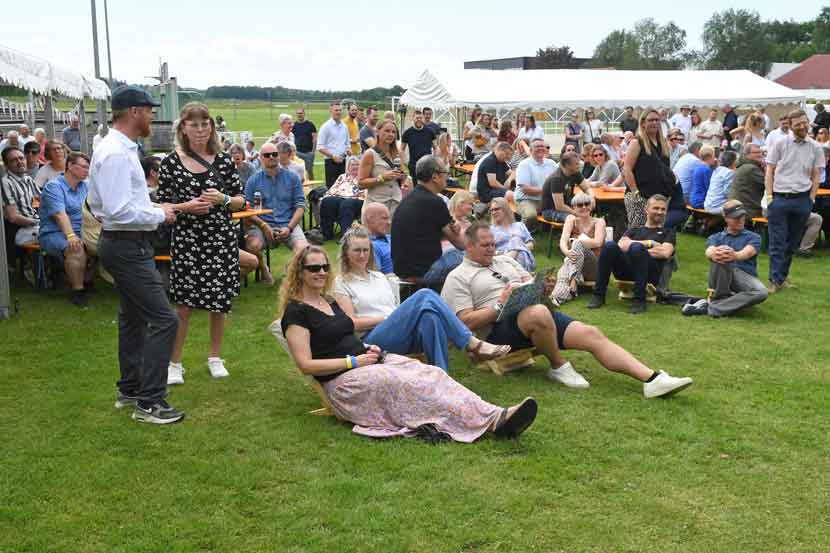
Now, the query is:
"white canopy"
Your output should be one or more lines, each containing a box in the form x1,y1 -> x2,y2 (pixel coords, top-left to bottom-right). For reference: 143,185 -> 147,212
0,44 -> 110,100
400,69 -> 804,110
798,89 -> 830,101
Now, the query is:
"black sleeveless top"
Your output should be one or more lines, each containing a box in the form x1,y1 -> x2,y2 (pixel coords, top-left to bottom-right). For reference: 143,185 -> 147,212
632,138 -> 674,199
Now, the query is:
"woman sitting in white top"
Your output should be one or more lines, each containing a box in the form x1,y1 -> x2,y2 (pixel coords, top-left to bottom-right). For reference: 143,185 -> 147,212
517,115 -> 545,142
333,225 -> 509,371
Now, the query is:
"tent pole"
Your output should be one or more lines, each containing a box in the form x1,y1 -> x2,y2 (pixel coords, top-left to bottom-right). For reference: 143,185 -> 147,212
78,99 -> 89,155
44,95 -> 55,140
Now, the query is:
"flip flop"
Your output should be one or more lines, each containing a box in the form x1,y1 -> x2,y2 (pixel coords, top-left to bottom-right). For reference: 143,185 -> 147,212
494,397 -> 538,438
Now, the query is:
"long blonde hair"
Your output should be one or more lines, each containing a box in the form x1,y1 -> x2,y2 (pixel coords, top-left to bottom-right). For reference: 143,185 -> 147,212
374,119 -> 400,160
277,246 -> 335,315
175,102 -> 222,155
636,108 -> 670,159
338,224 -> 376,278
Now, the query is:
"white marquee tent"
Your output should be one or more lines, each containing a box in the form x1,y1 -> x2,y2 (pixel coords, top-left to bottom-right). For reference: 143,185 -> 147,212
399,68 -> 805,110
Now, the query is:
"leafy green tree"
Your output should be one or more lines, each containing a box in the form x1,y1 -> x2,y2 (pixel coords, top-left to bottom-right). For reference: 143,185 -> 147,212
697,9 -> 775,75
590,30 -> 642,69
534,45 -> 577,68
590,19 -> 687,69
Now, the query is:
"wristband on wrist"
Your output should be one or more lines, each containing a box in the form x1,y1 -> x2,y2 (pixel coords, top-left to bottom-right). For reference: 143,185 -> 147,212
378,173 -> 385,183
345,356 -> 353,369
350,355 -> 358,368
66,232 -> 77,239
223,194 -> 231,207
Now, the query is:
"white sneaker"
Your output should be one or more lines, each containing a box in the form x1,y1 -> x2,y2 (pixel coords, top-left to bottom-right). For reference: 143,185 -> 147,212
644,371 -> 693,398
208,357 -> 230,379
167,362 -> 185,385
546,361 -> 590,389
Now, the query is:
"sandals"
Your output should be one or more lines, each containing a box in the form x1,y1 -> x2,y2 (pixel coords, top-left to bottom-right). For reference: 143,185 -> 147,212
494,397 -> 538,438
467,341 -> 511,363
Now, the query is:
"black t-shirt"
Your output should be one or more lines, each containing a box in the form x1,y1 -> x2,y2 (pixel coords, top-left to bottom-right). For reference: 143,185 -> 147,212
359,125 -> 376,152
401,125 -> 436,169
425,121 -> 442,136
476,154 -> 509,203
541,168 -> 584,212
624,225 -> 676,245
292,120 -> 317,153
391,185 -> 452,278
281,299 -> 366,382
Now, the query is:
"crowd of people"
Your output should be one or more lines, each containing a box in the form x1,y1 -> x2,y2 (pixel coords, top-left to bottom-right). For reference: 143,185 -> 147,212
4,89 -> 830,442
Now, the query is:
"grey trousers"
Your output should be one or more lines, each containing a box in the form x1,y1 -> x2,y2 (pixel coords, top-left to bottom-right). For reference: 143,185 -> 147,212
99,236 -> 178,402
707,261 -> 768,317
296,150 -> 315,180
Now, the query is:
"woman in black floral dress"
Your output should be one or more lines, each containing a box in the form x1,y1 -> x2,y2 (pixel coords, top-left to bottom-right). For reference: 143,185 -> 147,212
156,103 -> 248,383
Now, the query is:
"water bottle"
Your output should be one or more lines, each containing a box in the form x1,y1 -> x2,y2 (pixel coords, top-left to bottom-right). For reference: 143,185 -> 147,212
253,191 -> 262,211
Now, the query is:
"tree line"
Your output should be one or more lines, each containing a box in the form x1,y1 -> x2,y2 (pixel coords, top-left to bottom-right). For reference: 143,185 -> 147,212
536,7 -> 830,76
202,85 -> 405,103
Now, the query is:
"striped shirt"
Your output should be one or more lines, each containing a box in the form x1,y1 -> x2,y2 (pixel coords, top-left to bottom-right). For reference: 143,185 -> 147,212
1,172 -> 39,220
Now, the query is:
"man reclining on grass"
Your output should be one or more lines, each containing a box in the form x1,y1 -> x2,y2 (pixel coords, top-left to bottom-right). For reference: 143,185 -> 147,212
441,222 -> 693,398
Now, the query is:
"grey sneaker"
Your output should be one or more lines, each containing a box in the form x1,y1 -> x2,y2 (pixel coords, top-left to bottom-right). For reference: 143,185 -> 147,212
132,400 -> 185,424
682,299 -> 709,316
115,392 -> 139,409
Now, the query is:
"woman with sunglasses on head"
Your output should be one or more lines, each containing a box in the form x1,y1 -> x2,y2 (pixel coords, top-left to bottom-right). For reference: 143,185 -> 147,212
278,245 -> 536,442
157,102 -> 247,384
550,192 -> 606,306
333,225 -> 510,371
489,197 -> 535,272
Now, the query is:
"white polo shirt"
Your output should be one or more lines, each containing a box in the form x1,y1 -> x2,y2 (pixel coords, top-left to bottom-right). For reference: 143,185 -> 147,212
515,156 -> 558,202
766,135 -> 824,194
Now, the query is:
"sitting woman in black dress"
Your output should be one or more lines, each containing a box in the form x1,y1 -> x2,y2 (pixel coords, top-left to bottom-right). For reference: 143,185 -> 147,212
277,245 -> 537,442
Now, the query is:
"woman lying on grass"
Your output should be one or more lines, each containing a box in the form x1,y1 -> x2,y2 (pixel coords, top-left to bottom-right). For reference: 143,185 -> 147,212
278,245 -> 537,442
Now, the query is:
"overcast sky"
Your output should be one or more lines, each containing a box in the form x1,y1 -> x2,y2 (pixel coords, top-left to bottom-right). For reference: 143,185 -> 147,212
3,1 -> 825,90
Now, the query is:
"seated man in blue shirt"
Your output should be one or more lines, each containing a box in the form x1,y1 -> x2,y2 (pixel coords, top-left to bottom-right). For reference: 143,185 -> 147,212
683,200 -> 768,317
244,142 -> 306,284
38,152 -> 93,306
689,145 -> 718,208
363,201 -> 392,273
672,141 -> 704,203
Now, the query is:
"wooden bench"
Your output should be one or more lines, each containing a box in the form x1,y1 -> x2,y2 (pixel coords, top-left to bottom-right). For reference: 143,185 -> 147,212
751,217 -> 768,251
615,280 -> 658,303
472,348 -> 538,376
536,215 -> 565,258
686,205 -> 723,235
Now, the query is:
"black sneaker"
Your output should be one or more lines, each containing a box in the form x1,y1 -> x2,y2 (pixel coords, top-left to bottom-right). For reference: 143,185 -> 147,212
132,399 -> 185,424
70,290 -> 88,307
586,294 -> 605,309
629,300 -> 647,314
115,392 -> 139,409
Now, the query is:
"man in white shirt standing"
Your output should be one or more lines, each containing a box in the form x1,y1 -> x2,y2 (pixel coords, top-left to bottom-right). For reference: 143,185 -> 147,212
668,105 -> 692,140
88,86 -> 183,425
765,114 -> 791,151
515,138 -> 557,229
316,101 -> 350,188
696,109 -> 724,151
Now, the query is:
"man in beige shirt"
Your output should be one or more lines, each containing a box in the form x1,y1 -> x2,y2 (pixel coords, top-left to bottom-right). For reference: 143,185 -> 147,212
696,109 -> 724,150
441,222 -> 693,398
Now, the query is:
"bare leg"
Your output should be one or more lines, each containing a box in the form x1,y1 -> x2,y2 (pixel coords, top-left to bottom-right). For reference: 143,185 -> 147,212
239,249 -> 259,277
562,321 -> 654,381
170,305 -> 193,364
516,304 -> 567,368
245,234 -> 271,282
209,312 -> 225,358
63,247 -> 87,290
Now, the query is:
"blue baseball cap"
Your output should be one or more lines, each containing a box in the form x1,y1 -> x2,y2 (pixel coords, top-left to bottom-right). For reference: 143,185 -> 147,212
111,85 -> 160,110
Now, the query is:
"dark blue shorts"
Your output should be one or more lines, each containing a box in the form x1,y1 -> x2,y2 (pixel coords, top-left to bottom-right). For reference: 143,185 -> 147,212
487,308 -> 574,350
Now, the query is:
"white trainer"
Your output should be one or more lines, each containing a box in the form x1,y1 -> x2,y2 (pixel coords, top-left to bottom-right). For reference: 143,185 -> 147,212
167,362 -> 185,385
546,361 -> 590,389
644,371 -> 693,398
208,357 -> 230,379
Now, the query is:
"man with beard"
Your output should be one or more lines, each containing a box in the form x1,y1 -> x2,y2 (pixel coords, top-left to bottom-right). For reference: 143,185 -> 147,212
88,86 -> 183,424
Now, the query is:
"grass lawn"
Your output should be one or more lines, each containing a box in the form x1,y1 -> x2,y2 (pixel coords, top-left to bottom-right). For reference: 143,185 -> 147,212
2,226 -> 829,552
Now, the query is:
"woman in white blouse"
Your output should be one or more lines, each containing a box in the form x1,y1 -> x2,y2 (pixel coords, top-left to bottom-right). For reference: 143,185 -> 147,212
333,225 -> 509,371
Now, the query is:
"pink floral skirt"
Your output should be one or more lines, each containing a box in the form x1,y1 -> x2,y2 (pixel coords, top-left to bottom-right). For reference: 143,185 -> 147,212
323,354 -> 502,443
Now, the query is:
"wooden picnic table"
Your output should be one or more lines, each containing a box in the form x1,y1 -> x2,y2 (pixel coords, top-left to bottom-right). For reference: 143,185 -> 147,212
452,163 -> 475,176
592,187 -> 625,203
443,186 -> 467,196
817,188 -> 830,197
304,180 -> 324,188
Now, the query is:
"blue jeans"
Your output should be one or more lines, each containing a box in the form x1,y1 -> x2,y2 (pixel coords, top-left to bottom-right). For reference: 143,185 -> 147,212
319,196 -> 363,240
767,194 -> 812,284
421,249 -> 464,288
364,289 -> 471,372
594,241 -> 661,301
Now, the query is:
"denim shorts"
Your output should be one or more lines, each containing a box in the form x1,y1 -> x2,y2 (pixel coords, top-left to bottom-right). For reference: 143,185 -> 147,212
487,308 -> 574,350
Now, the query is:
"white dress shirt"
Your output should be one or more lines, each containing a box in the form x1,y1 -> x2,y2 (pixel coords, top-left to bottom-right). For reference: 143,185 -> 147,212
316,118 -> 350,158
88,128 -> 165,231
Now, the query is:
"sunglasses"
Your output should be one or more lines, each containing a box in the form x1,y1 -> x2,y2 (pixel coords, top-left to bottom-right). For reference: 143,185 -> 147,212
261,152 -> 279,159
592,153 -> 605,158
303,264 -> 330,273
491,271 -> 510,283
574,202 -> 592,208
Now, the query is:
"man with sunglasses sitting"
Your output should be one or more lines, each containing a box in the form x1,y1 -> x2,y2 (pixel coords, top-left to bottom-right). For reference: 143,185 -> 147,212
442,222 -> 693,397
244,141 -> 307,284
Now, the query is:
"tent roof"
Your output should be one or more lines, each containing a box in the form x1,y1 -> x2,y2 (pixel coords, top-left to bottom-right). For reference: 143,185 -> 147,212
0,44 -> 110,100
399,69 -> 804,110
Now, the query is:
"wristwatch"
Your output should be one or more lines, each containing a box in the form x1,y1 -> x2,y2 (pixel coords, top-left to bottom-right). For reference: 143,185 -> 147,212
493,302 -> 504,314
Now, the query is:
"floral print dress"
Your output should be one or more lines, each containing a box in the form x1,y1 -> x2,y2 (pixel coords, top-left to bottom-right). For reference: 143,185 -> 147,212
157,151 -> 241,313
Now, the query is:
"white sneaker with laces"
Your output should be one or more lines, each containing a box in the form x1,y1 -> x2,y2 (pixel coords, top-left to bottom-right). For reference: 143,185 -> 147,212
644,371 -> 693,398
208,357 -> 230,378
167,362 -> 185,385
546,361 -> 590,389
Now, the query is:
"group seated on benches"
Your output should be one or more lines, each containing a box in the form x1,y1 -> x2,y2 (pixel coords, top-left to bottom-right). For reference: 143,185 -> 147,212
277,244 -> 537,443
441,222 -> 693,397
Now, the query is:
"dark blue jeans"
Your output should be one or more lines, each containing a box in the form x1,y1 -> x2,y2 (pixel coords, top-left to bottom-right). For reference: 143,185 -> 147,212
594,241 -> 661,301
767,194 -> 812,285
319,196 -> 363,240
99,237 -> 178,403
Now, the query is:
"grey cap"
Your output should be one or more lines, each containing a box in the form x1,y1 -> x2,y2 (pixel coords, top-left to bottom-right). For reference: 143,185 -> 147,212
111,85 -> 160,110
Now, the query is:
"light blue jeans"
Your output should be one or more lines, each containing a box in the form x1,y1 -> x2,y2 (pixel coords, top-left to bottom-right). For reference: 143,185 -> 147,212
421,249 -> 464,288
364,289 -> 472,372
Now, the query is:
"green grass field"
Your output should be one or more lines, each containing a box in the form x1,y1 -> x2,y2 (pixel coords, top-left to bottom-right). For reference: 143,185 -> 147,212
2,226 -> 829,552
